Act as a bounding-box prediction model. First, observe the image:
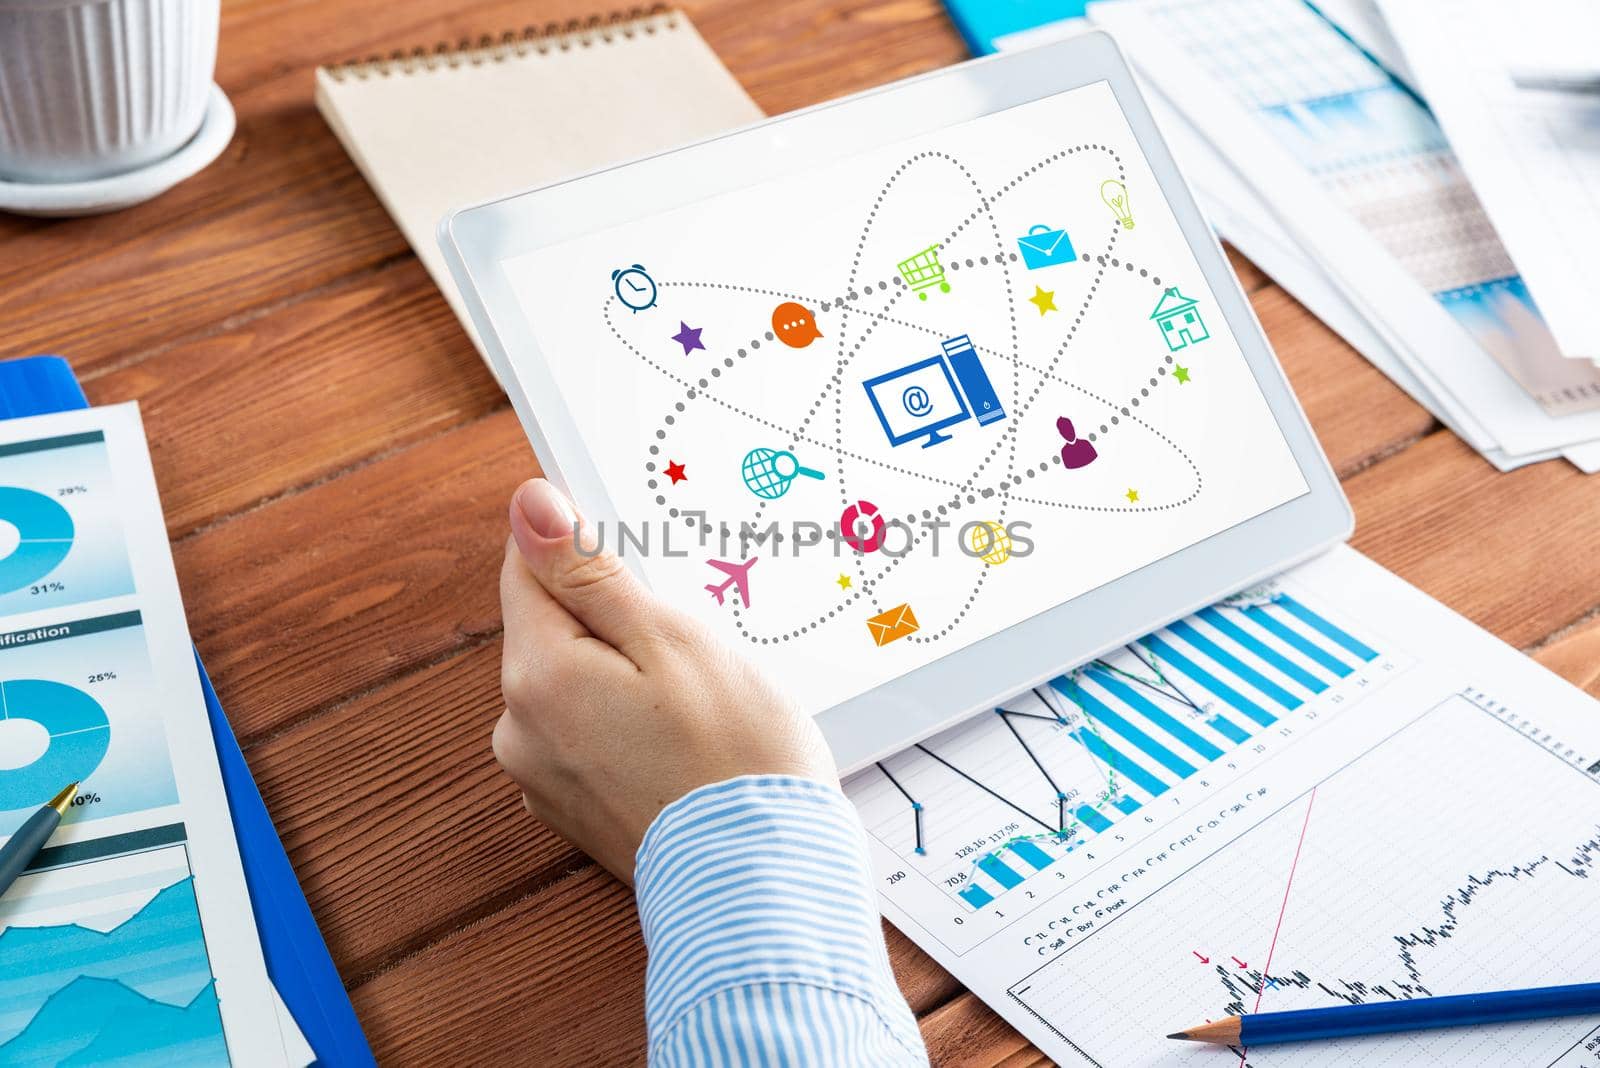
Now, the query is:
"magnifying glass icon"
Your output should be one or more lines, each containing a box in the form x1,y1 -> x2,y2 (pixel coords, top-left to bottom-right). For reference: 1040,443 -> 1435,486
774,450 -> 825,482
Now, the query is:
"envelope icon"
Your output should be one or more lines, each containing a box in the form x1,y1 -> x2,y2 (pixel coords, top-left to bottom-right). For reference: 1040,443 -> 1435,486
867,602 -> 919,646
1017,224 -> 1076,270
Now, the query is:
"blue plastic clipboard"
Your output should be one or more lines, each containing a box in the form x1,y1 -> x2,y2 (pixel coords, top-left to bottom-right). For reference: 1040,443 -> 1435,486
0,354 -> 374,1068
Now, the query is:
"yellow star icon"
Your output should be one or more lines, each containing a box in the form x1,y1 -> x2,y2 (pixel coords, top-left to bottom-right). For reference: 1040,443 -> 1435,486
1174,364 -> 1191,384
1027,285 -> 1057,316
837,573 -> 852,590
1125,488 -> 1140,503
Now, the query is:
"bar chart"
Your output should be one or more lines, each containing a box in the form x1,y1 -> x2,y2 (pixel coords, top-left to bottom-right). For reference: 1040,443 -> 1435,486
844,579 -> 1394,952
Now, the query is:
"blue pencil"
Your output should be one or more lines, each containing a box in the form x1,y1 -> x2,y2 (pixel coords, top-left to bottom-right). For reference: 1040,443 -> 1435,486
1168,982 -> 1600,1046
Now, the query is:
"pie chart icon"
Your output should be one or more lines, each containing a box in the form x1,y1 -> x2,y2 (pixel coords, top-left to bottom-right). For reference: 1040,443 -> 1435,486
0,486 -> 75,596
0,679 -> 110,811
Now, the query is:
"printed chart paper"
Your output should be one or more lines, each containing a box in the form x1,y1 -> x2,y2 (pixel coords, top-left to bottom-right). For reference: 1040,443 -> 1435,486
1091,0 -> 1600,459
1381,0 -> 1600,365
0,404 -> 286,1066
847,545 -> 1600,1065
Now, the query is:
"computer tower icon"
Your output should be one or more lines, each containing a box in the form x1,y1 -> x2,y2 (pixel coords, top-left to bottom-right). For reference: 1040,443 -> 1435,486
941,335 -> 1006,427
861,334 -> 1007,448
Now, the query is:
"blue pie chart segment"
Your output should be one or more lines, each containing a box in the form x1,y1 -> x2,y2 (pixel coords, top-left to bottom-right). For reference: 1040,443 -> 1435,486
0,679 -> 110,811
0,486 -> 76,595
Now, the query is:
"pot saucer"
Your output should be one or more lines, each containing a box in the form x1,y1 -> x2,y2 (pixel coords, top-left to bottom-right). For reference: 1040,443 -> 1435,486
0,84 -> 234,217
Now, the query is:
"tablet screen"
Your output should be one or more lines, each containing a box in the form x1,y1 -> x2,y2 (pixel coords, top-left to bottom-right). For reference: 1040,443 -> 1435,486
502,80 -> 1309,712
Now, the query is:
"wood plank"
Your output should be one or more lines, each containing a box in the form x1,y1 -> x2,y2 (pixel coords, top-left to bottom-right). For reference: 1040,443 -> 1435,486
246,643 -> 582,978
0,101 -> 406,371
175,410 -> 531,740
0,0 -> 611,370
693,0 -> 967,113
1225,243 -> 1270,293
886,926 -> 967,1016
990,1051 -> 1052,1068
85,259 -> 501,538
350,866 -> 649,1066
1347,430 -> 1600,649
1533,616 -> 1600,699
916,992 -> 1032,1067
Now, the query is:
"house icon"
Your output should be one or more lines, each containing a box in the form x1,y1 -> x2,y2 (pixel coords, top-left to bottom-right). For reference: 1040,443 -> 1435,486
1150,286 -> 1210,352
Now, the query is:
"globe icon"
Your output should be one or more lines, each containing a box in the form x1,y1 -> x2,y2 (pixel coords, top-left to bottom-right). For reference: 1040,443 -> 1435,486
967,521 -> 1012,565
742,448 -> 790,499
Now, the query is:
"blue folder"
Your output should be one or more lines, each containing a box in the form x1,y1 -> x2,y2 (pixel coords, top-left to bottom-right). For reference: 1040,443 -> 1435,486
0,355 -> 373,1068
938,0 -> 1089,54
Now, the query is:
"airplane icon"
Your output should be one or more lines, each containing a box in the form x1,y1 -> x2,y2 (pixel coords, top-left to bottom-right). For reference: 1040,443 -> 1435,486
704,557 -> 757,607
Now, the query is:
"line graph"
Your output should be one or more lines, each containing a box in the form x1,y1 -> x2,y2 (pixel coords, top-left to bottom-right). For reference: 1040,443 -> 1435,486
845,578 -> 1396,952
1005,692 -> 1600,1066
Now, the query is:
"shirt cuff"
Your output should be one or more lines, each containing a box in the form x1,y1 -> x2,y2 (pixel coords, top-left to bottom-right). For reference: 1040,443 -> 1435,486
634,774 -> 925,1059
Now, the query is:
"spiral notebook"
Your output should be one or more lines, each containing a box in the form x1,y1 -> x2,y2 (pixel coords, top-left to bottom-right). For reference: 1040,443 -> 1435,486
315,8 -> 762,369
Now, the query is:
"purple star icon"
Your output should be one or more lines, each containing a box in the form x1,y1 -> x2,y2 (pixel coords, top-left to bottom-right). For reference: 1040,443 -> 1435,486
671,321 -> 705,355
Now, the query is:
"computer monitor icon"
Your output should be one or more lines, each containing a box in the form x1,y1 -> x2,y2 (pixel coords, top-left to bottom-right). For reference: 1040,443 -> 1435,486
862,335 -> 1006,448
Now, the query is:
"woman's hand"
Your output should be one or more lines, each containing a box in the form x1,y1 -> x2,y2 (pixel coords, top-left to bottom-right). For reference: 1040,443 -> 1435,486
494,478 -> 837,883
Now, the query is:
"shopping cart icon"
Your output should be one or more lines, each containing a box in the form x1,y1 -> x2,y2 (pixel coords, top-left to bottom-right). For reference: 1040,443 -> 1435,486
897,244 -> 952,301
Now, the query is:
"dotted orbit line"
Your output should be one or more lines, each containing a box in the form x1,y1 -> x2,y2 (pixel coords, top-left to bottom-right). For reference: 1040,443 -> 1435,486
610,253 -> 1203,646
612,145 -> 1203,646
831,149 -> 1022,644
632,256 -> 1200,511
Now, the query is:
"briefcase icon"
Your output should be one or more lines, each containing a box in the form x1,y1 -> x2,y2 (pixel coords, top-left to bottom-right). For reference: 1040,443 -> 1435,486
1017,224 -> 1076,270
867,602 -> 919,646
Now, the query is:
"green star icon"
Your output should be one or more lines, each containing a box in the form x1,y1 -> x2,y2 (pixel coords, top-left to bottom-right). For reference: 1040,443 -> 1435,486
1174,364 -> 1191,384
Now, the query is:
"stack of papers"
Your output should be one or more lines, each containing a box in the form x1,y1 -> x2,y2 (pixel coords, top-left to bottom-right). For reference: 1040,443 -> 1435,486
1067,0 -> 1600,471
1379,0 -> 1600,367
848,544 -> 1600,1065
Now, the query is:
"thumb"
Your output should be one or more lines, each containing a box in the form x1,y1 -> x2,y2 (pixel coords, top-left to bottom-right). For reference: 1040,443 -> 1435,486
509,478 -> 662,658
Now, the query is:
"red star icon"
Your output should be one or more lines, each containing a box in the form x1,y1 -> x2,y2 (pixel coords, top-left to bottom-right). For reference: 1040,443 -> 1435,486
665,460 -> 687,485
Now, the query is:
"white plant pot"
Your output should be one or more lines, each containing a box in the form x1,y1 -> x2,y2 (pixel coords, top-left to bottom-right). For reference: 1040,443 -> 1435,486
0,0 -> 219,183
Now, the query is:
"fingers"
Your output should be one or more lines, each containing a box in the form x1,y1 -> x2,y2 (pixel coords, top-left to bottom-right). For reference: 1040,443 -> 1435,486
508,478 -> 673,660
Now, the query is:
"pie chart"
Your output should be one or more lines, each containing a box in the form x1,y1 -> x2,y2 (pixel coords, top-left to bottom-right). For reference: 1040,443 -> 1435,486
0,679 -> 110,811
0,486 -> 76,596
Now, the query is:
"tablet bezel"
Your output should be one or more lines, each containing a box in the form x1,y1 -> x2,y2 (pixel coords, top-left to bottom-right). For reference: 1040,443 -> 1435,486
440,30 -> 1352,774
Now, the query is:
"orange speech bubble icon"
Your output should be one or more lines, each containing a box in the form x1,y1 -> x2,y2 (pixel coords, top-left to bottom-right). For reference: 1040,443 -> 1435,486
772,302 -> 822,349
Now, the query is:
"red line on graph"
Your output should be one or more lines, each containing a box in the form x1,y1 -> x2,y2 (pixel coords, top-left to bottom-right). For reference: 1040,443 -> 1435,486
1239,787 -> 1317,1067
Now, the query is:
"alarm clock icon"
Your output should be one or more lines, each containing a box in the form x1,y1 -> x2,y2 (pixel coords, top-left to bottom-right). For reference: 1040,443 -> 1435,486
611,264 -> 658,313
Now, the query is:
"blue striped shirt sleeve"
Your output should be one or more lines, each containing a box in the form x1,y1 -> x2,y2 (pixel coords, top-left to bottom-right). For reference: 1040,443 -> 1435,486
634,775 -> 929,1067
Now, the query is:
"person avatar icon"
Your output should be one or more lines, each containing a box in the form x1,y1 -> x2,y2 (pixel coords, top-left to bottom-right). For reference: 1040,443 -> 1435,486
1056,416 -> 1098,470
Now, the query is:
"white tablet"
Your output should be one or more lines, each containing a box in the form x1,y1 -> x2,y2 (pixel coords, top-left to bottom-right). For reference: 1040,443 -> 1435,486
440,31 -> 1351,773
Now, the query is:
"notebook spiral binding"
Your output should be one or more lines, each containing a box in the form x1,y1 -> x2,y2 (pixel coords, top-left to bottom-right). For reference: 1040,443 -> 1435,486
324,4 -> 677,81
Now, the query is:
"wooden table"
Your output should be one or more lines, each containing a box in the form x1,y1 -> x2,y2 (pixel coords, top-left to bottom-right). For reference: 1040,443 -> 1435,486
5,1 -> 1597,1062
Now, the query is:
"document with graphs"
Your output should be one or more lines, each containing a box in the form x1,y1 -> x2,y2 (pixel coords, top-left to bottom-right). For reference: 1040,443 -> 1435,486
0,403 -> 293,1066
846,545 -> 1600,1066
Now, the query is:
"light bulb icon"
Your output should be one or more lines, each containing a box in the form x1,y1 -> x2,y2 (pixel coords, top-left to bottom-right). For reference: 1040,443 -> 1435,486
1101,179 -> 1134,230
